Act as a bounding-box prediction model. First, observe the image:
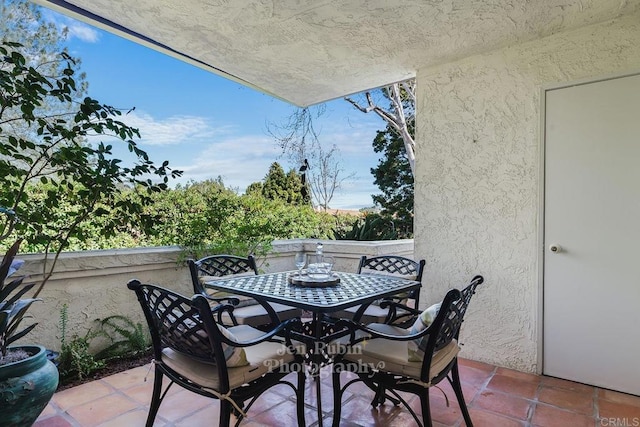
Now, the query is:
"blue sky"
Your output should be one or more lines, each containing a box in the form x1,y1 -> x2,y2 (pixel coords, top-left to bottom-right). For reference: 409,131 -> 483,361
41,7 -> 387,209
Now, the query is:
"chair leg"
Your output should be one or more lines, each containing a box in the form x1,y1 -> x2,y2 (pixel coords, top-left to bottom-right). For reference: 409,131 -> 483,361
146,367 -> 164,427
420,389 -> 432,427
331,369 -> 343,427
450,360 -> 473,427
297,368 -> 307,427
219,399 -> 232,427
372,383 -> 385,407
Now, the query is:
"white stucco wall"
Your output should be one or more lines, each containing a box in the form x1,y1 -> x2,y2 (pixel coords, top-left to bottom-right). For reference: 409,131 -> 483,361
414,12 -> 640,372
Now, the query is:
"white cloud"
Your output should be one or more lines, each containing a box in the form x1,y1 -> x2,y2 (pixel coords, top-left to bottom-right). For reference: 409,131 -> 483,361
174,133 -> 379,208
66,23 -> 100,43
42,10 -> 100,43
124,112 -> 232,146
175,135 -> 283,191
119,111 -> 381,208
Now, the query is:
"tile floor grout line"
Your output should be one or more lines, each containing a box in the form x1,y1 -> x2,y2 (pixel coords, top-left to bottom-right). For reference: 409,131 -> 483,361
524,375 -> 545,427
593,386 -> 601,425
39,401 -> 82,427
465,365 -> 541,427
43,395 -> 82,427
465,363 -> 497,408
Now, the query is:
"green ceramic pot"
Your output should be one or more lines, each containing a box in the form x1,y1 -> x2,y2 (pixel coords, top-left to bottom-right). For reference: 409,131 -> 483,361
0,345 -> 59,427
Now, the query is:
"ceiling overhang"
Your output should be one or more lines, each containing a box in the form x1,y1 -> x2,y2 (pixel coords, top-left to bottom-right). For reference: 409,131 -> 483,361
33,0 -> 639,107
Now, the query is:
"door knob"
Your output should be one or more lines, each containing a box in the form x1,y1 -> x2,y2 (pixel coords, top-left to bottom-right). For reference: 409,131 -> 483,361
549,244 -> 562,253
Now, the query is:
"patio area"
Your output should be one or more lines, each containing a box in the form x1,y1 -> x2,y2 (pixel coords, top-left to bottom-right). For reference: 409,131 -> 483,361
34,357 -> 640,427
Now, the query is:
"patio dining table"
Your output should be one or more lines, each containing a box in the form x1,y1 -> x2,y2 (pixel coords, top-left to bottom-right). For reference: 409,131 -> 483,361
204,270 -> 421,424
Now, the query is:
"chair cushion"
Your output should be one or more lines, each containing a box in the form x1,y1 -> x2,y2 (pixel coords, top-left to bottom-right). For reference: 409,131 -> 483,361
334,303 -> 412,325
340,323 -> 459,382
221,303 -> 301,327
360,269 -> 418,300
360,269 -> 418,281
182,317 -> 249,367
162,324 -> 298,390
216,324 -> 248,367
408,302 -> 442,361
200,274 -> 257,307
334,304 -> 395,324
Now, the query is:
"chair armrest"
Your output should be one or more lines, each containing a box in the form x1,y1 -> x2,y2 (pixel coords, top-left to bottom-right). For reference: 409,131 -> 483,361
351,297 -> 420,324
193,294 -> 303,355
253,298 -> 283,329
378,299 -> 421,315
213,316 -> 303,349
379,299 -> 421,327
209,302 -> 238,325
202,294 -> 241,306
333,318 -> 434,347
335,288 -> 462,348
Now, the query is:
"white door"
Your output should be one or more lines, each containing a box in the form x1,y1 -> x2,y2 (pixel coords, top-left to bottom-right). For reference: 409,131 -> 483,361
543,74 -> 640,395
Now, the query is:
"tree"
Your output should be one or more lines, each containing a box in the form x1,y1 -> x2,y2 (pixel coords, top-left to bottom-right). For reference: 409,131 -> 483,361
142,179 -> 342,260
370,121 -> 414,237
258,162 -> 306,206
0,41 -> 181,297
343,80 -> 415,236
284,169 -> 306,205
268,107 -> 352,210
0,0 -> 88,138
261,162 -> 289,201
309,144 -> 344,211
245,181 -> 263,196
344,79 -> 416,174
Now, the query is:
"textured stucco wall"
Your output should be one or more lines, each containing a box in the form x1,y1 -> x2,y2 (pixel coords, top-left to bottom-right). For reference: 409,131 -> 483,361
414,12 -> 640,372
16,240 -> 413,351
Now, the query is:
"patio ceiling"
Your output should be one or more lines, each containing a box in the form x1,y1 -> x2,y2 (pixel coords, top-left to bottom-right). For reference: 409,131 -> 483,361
35,0 -> 638,107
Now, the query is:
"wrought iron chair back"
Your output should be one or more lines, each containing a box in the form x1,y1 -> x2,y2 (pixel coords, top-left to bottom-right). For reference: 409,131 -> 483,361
132,280 -> 215,361
188,254 -> 257,296
332,275 -> 484,427
128,279 -> 306,427
358,255 -> 425,305
188,254 -> 301,329
423,275 -> 483,373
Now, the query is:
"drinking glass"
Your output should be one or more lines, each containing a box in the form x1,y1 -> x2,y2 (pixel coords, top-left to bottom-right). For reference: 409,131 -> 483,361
294,252 -> 306,276
322,256 -> 335,276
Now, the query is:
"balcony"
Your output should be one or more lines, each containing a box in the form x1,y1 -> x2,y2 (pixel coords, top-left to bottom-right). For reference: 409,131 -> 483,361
17,239 -> 640,426
19,239 -> 414,350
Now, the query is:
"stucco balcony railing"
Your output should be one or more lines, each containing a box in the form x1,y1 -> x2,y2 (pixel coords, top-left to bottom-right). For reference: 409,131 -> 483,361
18,239 -> 414,350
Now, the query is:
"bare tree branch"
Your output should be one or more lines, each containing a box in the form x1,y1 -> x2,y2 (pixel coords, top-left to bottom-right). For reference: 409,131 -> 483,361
344,78 -> 416,175
267,106 -> 351,210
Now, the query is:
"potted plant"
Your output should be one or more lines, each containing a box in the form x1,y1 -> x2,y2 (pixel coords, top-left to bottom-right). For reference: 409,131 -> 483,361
0,239 -> 58,426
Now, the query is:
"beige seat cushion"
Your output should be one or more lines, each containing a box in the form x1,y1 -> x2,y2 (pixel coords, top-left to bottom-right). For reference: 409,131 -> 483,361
335,270 -> 418,323
221,303 -> 301,327
333,303 -> 412,325
161,324 -> 302,390
333,304 -> 394,324
338,323 -> 459,382
200,273 -> 257,307
360,269 -> 418,281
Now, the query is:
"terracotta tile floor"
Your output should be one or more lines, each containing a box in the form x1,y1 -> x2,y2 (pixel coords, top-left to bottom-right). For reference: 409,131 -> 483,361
35,358 -> 640,427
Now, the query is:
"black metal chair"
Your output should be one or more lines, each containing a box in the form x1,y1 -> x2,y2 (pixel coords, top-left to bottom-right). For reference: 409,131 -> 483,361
333,255 -> 426,325
331,275 -> 484,427
188,254 -> 300,329
128,279 -> 306,427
